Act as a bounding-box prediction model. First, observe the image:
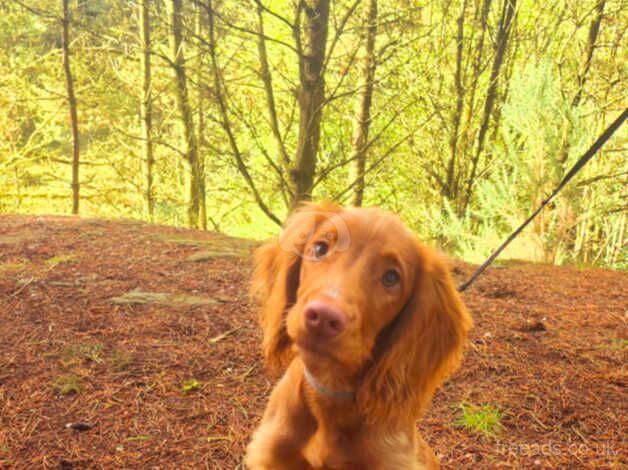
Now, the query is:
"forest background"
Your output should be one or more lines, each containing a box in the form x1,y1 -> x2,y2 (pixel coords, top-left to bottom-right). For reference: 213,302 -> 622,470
1,0 -> 626,269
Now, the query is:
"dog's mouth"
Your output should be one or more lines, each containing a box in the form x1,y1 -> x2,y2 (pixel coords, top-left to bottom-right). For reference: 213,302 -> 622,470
295,334 -> 368,383
294,335 -> 337,358
295,335 -> 323,352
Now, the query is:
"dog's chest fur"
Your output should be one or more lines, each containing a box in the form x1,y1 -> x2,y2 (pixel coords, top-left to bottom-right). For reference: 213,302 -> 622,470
301,380 -> 424,469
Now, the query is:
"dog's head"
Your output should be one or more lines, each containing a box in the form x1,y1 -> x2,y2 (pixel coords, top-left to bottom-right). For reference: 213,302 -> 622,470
252,203 -> 472,424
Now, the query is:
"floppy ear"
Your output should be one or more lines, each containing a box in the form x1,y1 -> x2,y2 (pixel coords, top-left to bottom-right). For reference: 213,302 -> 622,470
357,245 -> 472,426
251,202 -> 342,374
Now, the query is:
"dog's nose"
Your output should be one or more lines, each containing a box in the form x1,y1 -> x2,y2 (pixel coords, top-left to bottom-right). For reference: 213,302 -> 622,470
303,300 -> 347,338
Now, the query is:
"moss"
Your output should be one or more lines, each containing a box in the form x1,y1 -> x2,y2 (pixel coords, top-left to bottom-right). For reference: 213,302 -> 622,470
53,374 -> 83,395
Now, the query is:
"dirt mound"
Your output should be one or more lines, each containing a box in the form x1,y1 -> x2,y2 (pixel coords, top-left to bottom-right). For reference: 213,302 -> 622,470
0,215 -> 625,469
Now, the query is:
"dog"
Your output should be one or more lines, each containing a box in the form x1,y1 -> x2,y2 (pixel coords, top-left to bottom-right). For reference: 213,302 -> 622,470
245,202 -> 472,469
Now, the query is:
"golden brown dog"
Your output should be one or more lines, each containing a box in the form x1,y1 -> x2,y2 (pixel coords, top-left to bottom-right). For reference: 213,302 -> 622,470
245,203 -> 472,469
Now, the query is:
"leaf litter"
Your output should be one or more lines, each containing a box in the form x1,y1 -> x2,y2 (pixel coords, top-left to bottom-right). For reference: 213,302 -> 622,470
0,214 -> 625,469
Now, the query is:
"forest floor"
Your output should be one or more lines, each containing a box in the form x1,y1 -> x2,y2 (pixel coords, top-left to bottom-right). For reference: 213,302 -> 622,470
0,214 -> 626,470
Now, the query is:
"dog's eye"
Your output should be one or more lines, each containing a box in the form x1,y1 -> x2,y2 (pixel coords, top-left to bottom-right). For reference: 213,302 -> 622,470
312,241 -> 329,259
382,269 -> 400,287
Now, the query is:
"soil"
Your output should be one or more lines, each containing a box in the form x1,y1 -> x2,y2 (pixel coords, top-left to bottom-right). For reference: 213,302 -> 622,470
0,215 -> 626,469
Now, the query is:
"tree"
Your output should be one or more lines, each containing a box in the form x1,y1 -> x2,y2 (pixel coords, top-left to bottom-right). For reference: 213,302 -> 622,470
290,0 -> 331,208
194,1 -> 207,229
445,0 -> 469,203
558,0 -> 607,165
572,0 -> 606,108
2,0 -> 625,268
349,0 -> 378,207
206,0 -> 281,226
256,0 -> 291,197
168,0 -> 205,228
463,0 -> 517,213
139,0 -> 154,221
61,0 -> 80,214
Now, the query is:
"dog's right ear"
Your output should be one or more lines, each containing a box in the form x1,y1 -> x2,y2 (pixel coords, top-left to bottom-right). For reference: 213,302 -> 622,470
252,202 -> 342,373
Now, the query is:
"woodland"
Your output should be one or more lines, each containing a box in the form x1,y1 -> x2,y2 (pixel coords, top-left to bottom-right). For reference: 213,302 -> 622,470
0,0 -> 626,268
0,2 -> 627,468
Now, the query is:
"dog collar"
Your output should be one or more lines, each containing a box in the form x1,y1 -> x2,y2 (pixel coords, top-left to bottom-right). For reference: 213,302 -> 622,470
303,367 -> 355,401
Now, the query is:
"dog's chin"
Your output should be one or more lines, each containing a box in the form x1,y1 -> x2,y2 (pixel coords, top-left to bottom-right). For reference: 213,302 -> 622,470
295,336 -> 368,380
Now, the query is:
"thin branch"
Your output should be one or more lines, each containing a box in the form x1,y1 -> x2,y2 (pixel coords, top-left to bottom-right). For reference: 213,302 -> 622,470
252,0 -> 295,30
198,1 -> 299,54
334,134 -> 411,203
207,0 -> 281,226
321,0 -> 361,76
256,2 -> 291,168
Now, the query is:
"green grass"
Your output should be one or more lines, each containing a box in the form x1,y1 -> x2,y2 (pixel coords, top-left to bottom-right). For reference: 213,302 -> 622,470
160,234 -> 255,259
60,342 -> 104,366
109,349 -> 133,371
45,254 -> 76,268
52,374 -> 83,395
181,378 -> 200,393
0,259 -> 29,273
608,338 -> 628,351
110,288 -> 224,306
455,402 -> 503,436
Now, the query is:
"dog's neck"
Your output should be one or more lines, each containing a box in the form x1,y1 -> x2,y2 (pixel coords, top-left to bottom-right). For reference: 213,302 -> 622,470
300,360 -> 365,432
303,366 -> 355,401
298,350 -> 359,402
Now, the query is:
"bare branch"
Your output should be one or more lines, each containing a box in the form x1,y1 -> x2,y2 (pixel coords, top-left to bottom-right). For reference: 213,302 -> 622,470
207,0 -> 281,226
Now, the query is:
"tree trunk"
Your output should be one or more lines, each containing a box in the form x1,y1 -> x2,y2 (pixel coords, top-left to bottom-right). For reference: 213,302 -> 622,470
573,0 -> 606,108
349,0 -> 378,207
490,32 -> 519,143
195,2 -> 207,230
256,2 -> 292,206
290,0 -> 331,208
463,0 -> 516,214
256,3 -> 291,173
557,0 -> 606,165
460,0 -> 492,176
61,0 -> 80,214
556,0 -> 606,255
139,0 -> 154,222
445,0 -> 468,203
169,0 -> 203,228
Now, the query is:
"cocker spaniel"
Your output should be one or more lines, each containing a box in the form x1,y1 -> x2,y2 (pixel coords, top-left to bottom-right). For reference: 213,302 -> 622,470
245,203 -> 472,469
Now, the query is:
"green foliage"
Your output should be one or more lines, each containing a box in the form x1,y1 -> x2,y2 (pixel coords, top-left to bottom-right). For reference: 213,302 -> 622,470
0,0 -> 624,267
109,349 -> 133,371
0,259 -> 29,273
45,254 -> 76,268
60,342 -> 104,366
52,373 -> 83,395
608,338 -> 628,351
456,402 -> 503,436
401,61 -> 626,267
181,379 -> 200,393
109,288 -> 223,306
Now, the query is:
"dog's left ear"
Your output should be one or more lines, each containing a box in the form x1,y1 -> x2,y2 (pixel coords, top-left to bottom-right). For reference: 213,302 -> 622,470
251,238 -> 298,374
251,202 -> 342,374
357,244 -> 472,426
